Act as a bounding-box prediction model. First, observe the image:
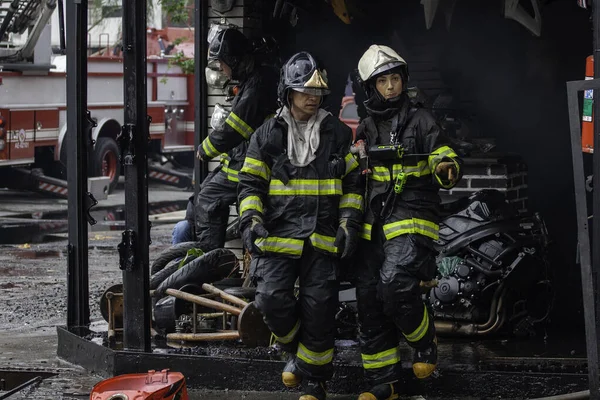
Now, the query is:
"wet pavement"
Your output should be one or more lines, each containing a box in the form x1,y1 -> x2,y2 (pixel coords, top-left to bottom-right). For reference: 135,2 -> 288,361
0,184 -> 591,399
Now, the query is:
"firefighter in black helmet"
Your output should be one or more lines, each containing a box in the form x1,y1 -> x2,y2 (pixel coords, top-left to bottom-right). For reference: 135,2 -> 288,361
188,27 -> 279,252
352,45 -> 463,400
238,51 -> 363,400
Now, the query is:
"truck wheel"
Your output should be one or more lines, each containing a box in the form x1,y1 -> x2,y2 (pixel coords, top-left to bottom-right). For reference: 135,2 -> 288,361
92,137 -> 120,193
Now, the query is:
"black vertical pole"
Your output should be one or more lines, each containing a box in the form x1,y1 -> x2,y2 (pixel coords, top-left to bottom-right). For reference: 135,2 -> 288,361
119,0 -> 151,351
194,0 -> 209,201
592,2 -> 600,398
65,0 -> 90,329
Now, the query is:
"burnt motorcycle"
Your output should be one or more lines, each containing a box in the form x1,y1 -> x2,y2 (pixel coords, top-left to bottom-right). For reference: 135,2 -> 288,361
426,189 -> 553,338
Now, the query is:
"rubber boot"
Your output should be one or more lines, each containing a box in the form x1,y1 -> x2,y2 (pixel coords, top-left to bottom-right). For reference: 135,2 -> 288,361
412,336 -> 438,379
299,380 -> 327,400
282,355 -> 302,388
357,382 -> 400,400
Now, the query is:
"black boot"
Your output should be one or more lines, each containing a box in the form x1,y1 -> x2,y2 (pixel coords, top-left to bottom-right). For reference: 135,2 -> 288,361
412,336 -> 437,379
299,380 -> 327,400
357,382 -> 399,400
282,355 -> 302,388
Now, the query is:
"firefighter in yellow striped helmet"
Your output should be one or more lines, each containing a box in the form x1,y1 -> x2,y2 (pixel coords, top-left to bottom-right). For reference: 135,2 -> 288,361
352,44 -> 463,400
237,51 -> 363,400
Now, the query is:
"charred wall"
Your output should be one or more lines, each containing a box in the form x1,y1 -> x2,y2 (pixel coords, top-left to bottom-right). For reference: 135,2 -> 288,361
267,0 -> 592,334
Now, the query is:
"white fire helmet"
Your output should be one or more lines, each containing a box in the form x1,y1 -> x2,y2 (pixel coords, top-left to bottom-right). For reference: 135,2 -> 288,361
357,45 -> 408,82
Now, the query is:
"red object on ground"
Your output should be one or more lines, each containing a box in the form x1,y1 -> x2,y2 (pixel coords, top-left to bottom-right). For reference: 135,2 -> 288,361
89,369 -> 189,400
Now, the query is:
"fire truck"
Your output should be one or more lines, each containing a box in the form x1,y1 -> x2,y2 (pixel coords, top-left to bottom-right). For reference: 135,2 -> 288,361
0,0 -> 195,197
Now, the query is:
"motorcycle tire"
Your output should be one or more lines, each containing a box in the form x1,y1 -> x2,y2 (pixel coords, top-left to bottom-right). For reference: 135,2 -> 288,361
149,255 -> 199,290
156,248 -> 239,297
150,241 -> 202,275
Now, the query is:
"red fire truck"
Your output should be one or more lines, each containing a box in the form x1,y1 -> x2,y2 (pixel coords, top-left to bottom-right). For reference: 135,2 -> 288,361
0,0 -> 195,197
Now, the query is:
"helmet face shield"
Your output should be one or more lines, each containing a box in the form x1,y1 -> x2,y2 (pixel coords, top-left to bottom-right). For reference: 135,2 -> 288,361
284,53 -> 318,85
205,60 -> 230,89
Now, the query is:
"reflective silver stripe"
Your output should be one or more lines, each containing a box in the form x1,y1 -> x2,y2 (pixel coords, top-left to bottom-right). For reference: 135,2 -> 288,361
239,196 -> 263,215
275,320 -> 300,344
393,161 -> 430,177
225,112 -> 254,139
360,223 -> 372,240
343,153 -> 359,177
241,157 -> 271,180
339,193 -> 364,211
269,179 -> 342,196
404,307 -> 430,342
255,237 -> 304,256
201,137 -> 220,158
371,166 -> 390,182
297,343 -> 334,366
382,218 -> 439,241
361,346 -> 401,370
309,233 -> 337,254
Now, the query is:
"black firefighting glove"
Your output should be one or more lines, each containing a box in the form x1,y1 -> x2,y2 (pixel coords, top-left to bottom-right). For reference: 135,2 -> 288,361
242,215 -> 269,255
334,218 -> 360,259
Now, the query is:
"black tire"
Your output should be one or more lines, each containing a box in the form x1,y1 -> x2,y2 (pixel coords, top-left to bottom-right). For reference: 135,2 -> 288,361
91,137 -> 121,193
156,248 -> 239,297
150,255 -> 200,290
150,241 -> 202,275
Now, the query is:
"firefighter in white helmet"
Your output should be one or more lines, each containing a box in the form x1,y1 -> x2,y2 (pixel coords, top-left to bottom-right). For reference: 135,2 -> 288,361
352,44 -> 462,399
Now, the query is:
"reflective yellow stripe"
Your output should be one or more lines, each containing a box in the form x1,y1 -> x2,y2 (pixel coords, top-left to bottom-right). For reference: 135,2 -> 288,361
297,343 -> 334,366
404,307 -> 430,342
339,193 -> 364,211
201,137 -> 221,158
342,153 -> 359,177
269,179 -> 342,196
274,320 -> 300,344
361,346 -> 401,370
383,218 -> 439,241
241,157 -> 271,181
225,112 -> 254,140
255,236 -> 304,256
371,166 -> 390,182
309,233 -> 337,254
392,160 -> 431,177
239,195 -> 263,215
360,223 -> 372,240
428,145 -> 459,172
222,166 -> 239,182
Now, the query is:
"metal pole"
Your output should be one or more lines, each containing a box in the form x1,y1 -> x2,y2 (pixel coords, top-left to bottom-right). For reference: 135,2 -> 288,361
568,79 -> 600,399
65,0 -> 91,329
119,0 -> 151,351
592,1 -> 600,397
194,0 -> 209,207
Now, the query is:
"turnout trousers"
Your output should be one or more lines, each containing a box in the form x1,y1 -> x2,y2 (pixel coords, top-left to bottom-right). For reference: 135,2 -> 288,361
355,223 -> 436,385
194,168 -> 238,252
251,242 -> 339,381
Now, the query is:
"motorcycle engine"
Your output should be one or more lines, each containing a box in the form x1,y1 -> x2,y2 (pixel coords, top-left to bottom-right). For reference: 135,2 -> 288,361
429,257 -> 489,321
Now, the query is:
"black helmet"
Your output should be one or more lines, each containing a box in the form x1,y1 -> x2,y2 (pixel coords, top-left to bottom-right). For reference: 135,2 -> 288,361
208,28 -> 250,73
277,51 -> 330,107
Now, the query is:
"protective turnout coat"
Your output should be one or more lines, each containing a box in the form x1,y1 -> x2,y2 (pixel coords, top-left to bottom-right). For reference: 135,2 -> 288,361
238,114 -> 364,257
197,65 -> 279,182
